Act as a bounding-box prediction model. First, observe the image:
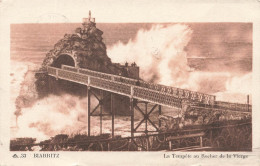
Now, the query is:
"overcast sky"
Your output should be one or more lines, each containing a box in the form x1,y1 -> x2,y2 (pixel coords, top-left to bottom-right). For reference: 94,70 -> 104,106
1,0 -> 260,23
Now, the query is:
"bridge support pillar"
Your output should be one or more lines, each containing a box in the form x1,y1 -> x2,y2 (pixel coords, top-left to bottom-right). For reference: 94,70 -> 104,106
86,87 -> 164,138
158,105 -> 162,128
87,88 -> 114,137
100,90 -> 103,135
130,98 -> 134,137
111,93 -> 114,138
145,102 -> 148,135
132,101 -> 161,135
87,86 -> 91,136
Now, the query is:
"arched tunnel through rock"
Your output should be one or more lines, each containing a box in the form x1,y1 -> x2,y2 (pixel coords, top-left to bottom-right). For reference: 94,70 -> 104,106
49,54 -> 86,96
52,54 -> 75,68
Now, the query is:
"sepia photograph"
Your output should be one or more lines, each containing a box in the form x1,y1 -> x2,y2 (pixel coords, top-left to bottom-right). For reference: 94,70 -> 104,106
1,0 -> 260,165
10,12 -> 252,152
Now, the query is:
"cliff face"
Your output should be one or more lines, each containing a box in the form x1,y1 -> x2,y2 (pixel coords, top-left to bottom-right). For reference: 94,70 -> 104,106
40,20 -> 139,78
35,19 -> 139,99
41,22 -> 111,71
159,105 -> 251,132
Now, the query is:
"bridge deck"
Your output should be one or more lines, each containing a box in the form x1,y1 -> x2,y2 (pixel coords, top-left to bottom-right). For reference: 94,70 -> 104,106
47,65 -> 217,108
47,65 -> 251,112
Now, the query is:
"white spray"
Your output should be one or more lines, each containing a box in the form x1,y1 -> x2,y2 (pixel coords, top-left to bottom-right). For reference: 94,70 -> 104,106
107,24 -> 252,102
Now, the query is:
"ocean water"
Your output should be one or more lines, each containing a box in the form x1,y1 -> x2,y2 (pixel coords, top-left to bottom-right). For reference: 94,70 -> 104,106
10,23 -> 252,141
11,23 -> 252,72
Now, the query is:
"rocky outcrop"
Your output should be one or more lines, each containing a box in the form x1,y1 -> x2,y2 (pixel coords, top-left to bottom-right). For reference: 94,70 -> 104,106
159,104 -> 251,132
40,21 -> 112,72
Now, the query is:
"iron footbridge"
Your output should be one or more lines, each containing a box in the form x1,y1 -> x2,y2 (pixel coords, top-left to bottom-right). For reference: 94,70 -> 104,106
47,65 -> 251,138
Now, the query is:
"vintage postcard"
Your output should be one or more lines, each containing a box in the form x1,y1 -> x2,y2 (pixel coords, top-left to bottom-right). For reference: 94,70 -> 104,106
1,0 -> 260,165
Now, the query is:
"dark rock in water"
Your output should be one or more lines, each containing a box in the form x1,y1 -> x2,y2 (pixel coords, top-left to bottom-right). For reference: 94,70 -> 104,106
10,138 -> 36,151
37,13 -> 139,93
159,104 -> 252,132
40,19 -> 112,73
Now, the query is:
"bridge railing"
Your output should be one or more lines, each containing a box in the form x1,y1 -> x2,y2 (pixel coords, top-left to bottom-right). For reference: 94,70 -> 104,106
47,65 -> 252,112
48,66 -> 183,108
48,66 -> 89,85
214,101 -> 252,112
60,65 -> 215,105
